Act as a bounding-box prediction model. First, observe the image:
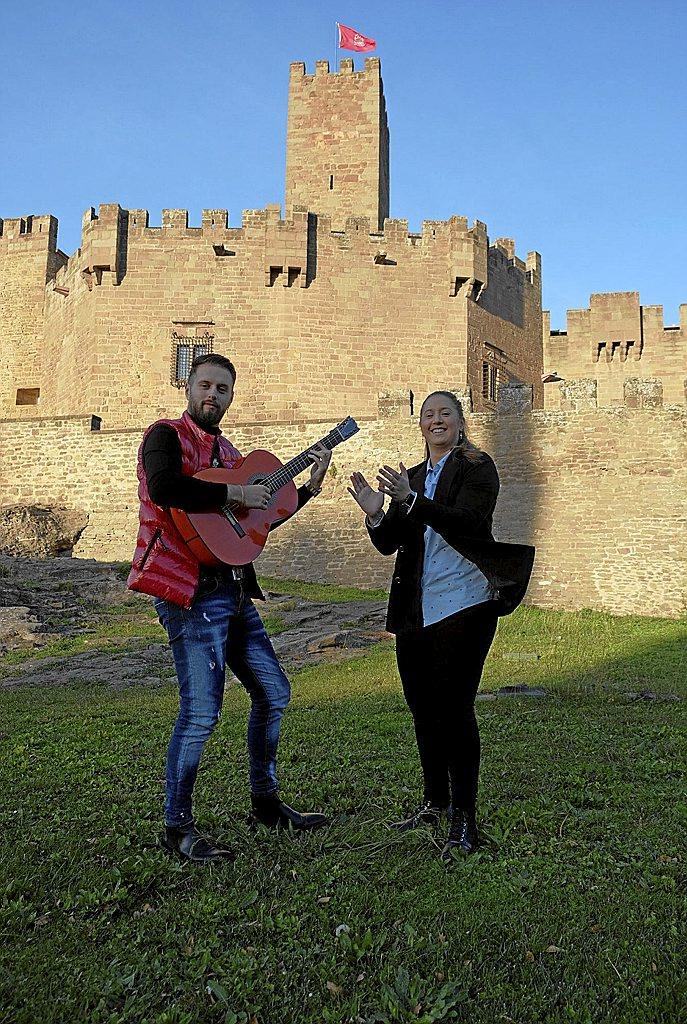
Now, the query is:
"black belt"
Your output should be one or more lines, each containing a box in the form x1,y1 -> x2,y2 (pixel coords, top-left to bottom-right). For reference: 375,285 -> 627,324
199,565 -> 244,585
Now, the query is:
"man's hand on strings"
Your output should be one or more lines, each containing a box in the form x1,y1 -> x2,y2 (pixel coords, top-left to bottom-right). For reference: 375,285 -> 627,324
239,484 -> 271,510
308,444 -> 332,489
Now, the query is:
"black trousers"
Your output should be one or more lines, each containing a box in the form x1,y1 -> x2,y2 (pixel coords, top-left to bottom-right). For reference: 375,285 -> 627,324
395,601 -> 498,815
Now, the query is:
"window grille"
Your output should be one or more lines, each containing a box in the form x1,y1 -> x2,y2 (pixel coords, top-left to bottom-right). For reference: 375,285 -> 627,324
482,362 -> 498,403
171,331 -> 214,387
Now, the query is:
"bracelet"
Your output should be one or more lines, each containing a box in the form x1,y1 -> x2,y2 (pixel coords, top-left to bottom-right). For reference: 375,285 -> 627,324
305,481 -> 322,496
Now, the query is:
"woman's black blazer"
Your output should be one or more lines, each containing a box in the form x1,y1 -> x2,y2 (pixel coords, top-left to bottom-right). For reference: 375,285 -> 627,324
367,448 -> 535,634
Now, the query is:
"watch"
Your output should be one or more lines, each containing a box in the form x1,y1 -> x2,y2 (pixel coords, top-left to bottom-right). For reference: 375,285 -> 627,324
400,491 -> 416,512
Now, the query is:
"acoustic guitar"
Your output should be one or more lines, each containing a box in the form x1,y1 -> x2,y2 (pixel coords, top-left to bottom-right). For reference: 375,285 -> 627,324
170,417 -> 359,566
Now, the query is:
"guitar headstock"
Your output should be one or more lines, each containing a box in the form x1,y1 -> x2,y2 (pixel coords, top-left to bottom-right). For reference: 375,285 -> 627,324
335,417 -> 360,441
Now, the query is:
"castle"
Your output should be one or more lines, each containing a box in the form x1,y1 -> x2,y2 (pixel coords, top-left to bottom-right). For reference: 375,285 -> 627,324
1,59 -> 685,617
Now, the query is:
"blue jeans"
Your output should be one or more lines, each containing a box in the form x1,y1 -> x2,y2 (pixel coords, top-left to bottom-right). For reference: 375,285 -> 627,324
154,582 -> 290,829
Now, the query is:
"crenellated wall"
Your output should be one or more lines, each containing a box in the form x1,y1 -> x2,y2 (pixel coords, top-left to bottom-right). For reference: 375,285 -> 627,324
286,57 -> 389,231
1,200 -> 542,427
469,243 -> 543,410
0,215 -> 65,417
2,56 -> 684,619
544,292 -> 687,410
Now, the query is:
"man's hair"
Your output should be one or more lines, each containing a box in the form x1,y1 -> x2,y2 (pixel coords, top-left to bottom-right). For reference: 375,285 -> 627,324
188,352 -> 237,385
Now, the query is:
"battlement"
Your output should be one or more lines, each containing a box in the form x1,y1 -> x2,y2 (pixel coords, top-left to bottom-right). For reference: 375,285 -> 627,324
79,204 -> 126,286
318,213 -> 486,244
42,202 -> 539,304
73,204 -> 311,239
0,214 -> 57,248
543,291 -> 686,410
289,57 -> 381,80
50,204 -> 507,253
548,291 -> 686,347
287,55 -> 388,231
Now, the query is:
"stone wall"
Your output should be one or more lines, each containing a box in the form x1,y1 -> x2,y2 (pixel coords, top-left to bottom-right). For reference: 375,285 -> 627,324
1,398 -> 684,618
286,58 -> 389,231
0,215 -> 63,417
544,293 -> 687,410
0,203 -> 542,429
469,245 -> 543,410
0,60 -> 542,431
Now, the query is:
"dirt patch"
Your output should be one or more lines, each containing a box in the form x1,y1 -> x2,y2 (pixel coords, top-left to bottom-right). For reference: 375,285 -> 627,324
0,555 -> 390,690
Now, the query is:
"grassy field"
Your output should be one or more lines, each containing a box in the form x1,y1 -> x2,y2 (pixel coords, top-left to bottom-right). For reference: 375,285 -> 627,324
1,600 -> 685,1024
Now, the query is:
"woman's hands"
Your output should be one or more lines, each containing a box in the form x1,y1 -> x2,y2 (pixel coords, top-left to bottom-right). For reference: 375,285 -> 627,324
348,463 -> 412,517
347,472 -> 384,517
377,463 -> 411,502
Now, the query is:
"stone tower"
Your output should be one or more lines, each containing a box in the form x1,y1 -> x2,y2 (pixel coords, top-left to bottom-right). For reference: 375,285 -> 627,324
285,57 -> 390,231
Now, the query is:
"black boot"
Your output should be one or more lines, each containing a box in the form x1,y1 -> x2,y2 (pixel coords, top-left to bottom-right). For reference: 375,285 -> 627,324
390,801 -> 450,832
250,794 -> 329,831
440,809 -> 479,859
161,825 -> 235,864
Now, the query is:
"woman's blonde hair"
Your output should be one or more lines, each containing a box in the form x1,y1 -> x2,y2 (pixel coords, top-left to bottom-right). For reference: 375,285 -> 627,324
420,391 -> 485,464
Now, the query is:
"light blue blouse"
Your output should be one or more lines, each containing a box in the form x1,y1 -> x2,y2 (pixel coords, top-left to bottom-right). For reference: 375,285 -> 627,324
416,452 -> 494,627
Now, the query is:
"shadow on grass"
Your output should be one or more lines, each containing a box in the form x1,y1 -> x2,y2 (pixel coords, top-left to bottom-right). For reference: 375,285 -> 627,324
0,607 -> 684,1024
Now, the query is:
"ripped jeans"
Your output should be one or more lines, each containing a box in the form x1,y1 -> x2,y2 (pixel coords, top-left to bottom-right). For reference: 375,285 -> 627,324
154,581 -> 290,829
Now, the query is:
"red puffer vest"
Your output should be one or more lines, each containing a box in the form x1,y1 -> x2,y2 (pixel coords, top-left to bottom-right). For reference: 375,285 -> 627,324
126,410 -> 242,608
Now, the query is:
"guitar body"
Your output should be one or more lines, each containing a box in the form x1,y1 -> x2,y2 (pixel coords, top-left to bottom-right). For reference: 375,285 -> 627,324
170,451 -> 299,567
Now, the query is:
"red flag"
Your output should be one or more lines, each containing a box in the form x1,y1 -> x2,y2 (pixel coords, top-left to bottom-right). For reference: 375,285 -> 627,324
337,22 -> 376,52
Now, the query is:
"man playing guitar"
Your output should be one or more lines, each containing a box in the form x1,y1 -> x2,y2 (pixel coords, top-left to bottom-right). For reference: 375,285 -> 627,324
128,353 -> 331,863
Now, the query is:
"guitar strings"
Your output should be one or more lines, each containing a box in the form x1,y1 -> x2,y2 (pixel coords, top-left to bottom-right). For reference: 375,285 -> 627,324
263,427 -> 344,494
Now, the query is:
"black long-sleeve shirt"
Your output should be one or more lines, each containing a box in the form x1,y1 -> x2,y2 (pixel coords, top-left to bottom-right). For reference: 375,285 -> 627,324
142,423 -> 312,520
142,423 -> 229,511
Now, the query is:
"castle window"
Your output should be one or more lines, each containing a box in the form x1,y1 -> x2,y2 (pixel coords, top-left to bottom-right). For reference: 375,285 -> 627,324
482,362 -> 498,403
16,387 -> 40,406
329,175 -> 334,190
171,331 -> 214,387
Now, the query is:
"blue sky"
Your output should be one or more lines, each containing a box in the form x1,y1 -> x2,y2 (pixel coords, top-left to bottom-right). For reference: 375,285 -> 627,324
1,0 -> 684,327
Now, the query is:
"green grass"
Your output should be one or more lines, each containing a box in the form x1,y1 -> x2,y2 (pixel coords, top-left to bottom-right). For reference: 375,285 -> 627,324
0,604 -> 286,675
0,605 -> 685,1024
258,575 -> 388,604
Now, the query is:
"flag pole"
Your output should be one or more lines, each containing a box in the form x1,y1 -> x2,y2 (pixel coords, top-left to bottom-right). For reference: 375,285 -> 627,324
334,22 -> 338,71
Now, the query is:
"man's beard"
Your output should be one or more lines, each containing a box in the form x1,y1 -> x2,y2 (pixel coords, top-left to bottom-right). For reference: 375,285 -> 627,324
189,399 -> 222,428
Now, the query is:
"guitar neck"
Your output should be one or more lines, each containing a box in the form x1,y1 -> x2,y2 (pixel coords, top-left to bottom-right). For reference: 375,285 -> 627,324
264,428 -> 345,494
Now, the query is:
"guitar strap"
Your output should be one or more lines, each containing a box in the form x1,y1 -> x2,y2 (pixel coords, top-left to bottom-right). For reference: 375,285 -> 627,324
211,437 -> 223,468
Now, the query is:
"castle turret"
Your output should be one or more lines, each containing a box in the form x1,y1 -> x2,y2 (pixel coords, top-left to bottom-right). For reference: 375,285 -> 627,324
0,214 -> 64,417
285,58 -> 389,231
544,291 -> 687,409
